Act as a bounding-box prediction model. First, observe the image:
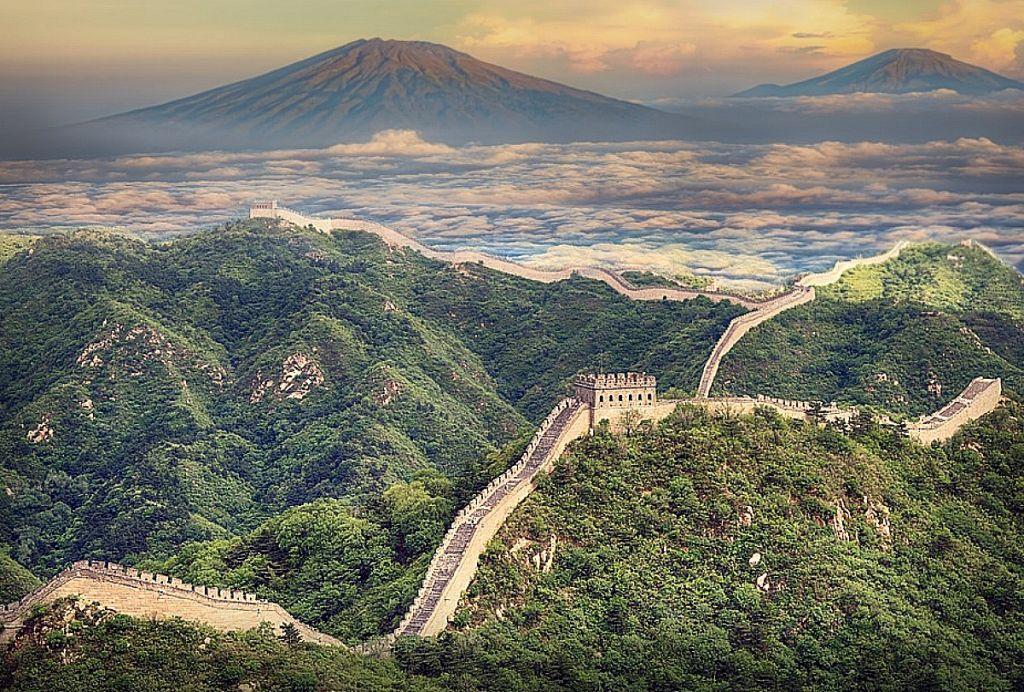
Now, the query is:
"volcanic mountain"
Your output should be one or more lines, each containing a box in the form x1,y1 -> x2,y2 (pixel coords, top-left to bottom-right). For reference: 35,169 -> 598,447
78,38 -> 691,151
736,48 -> 1024,96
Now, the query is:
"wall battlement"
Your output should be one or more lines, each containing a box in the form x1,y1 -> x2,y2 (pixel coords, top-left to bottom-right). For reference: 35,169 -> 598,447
1,560 -> 264,613
0,560 -> 341,646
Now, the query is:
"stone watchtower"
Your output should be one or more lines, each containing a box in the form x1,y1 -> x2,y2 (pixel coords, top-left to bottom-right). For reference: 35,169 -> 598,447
574,372 -> 658,429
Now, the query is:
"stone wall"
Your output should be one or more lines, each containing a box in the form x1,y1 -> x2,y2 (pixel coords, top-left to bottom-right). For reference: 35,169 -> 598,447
907,377 -> 1002,444
248,203 -> 806,310
0,561 -> 340,646
797,241 -> 909,287
697,241 -> 916,398
376,398 -> 590,643
696,288 -> 816,397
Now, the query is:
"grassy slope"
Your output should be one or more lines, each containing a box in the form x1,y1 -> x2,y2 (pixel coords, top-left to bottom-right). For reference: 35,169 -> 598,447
716,243 -> 1024,414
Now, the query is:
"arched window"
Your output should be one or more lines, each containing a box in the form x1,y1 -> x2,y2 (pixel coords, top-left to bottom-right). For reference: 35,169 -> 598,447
647,393 -> 653,400
628,393 -> 633,401
598,395 -> 604,403
618,394 -> 623,402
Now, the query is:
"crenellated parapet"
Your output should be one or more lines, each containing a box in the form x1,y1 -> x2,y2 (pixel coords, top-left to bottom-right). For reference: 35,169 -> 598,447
0,560 -> 341,646
362,397 -> 590,646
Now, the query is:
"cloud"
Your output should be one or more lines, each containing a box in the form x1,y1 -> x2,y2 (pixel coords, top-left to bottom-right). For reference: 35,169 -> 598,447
1,130 -> 1021,286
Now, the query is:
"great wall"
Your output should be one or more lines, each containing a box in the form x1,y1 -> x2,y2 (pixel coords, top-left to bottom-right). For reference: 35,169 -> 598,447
0,204 -> 1006,653
0,560 -> 339,646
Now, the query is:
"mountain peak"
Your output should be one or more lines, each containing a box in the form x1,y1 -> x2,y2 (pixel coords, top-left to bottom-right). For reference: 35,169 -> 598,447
736,47 -> 1023,97
84,37 -> 689,150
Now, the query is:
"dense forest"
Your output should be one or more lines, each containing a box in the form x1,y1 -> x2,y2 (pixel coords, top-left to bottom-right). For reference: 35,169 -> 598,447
4,224 -> 1024,690
716,243 -> 1024,414
5,401 -> 1024,690
0,221 -> 735,580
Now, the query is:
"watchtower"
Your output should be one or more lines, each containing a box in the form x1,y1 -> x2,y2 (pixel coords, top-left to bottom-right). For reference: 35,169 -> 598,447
249,200 -> 279,219
574,372 -> 657,428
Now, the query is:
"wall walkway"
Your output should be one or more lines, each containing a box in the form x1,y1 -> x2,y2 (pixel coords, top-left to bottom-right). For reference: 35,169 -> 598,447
906,377 -> 1002,443
697,242 -> 912,397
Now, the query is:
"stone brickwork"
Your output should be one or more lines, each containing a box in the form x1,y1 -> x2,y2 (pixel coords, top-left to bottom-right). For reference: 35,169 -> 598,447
374,397 -> 590,643
907,377 -> 1002,443
0,560 -> 340,646
697,242 -> 913,398
696,288 -> 816,397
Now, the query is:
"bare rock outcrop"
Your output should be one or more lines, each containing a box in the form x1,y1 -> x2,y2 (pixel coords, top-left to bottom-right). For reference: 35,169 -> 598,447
77,322 -> 226,387
250,353 -> 325,403
26,415 -> 54,444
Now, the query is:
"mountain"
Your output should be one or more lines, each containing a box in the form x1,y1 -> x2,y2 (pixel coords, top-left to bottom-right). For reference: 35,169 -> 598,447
8,400 -> 1024,689
0,221 -> 735,576
76,38 -> 691,151
717,242 -> 1024,409
736,48 -> 1024,96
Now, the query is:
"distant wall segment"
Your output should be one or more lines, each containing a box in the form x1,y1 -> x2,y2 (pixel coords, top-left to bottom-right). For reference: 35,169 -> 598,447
249,202 -> 801,310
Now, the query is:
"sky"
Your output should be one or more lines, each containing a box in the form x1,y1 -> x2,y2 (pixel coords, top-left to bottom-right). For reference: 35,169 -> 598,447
3,0 -> 1024,128
3,130 -> 1021,289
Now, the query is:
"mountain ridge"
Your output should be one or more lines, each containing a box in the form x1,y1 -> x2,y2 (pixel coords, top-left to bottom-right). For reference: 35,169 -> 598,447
736,47 -> 1024,97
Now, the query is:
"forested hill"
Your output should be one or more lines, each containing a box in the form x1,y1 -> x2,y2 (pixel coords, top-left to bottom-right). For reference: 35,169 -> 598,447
0,220 -> 737,582
716,242 -> 1024,413
6,402 -> 1024,689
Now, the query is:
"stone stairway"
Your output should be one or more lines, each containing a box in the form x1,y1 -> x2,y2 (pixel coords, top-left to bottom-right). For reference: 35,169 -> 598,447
395,399 -> 585,637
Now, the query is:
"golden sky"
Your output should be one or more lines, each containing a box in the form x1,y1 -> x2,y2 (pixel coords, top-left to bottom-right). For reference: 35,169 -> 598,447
2,0 -> 1022,121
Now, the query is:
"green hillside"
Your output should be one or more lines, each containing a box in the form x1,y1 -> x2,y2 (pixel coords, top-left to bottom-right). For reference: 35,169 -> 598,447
6,401 -> 1023,690
716,243 -> 1024,414
0,221 -> 736,577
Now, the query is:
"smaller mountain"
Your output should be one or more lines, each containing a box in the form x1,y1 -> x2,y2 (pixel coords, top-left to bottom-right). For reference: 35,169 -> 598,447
736,48 -> 1024,97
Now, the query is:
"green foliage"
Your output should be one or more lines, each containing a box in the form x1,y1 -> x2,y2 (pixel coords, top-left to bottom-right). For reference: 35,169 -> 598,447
7,402 -> 1024,689
1,600 -> 440,692
2,223 -> 737,577
620,269 -> 713,290
147,473 -> 451,642
0,233 -> 38,267
397,402 -> 1024,689
824,242 -> 1024,321
0,221 -> 734,575
0,549 -> 40,601
718,243 -> 1024,414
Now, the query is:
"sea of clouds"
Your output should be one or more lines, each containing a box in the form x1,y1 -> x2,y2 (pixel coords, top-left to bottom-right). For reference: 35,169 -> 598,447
2,129 -> 1022,289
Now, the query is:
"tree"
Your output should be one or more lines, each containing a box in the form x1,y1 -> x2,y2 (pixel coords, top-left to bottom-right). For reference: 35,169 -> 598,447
279,622 -> 301,646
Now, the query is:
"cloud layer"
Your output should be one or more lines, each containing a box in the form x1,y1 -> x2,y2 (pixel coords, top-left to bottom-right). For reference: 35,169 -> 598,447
2,129 -> 1022,288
